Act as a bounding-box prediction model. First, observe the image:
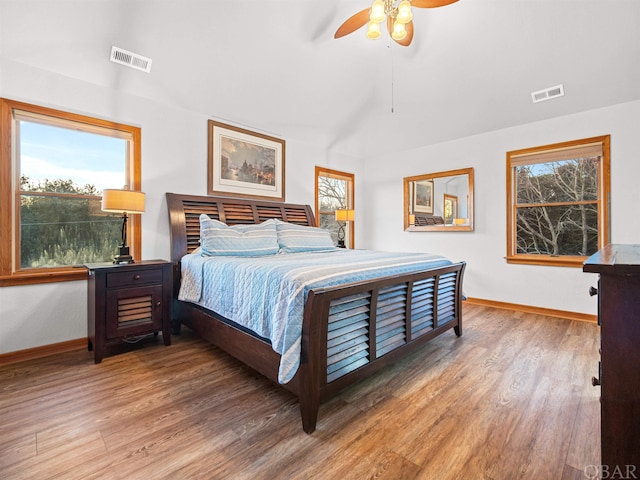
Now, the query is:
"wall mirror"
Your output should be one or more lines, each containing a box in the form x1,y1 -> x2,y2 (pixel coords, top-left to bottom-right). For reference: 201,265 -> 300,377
403,167 -> 474,231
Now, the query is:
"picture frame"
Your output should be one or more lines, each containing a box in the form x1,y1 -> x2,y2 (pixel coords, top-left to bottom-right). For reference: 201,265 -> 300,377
444,194 -> 458,224
207,120 -> 285,201
413,179 -> 434,214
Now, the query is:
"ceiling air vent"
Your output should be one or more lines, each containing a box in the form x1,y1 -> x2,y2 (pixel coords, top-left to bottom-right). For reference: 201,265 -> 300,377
110,46 -> 152,73
531,84 -> 564,103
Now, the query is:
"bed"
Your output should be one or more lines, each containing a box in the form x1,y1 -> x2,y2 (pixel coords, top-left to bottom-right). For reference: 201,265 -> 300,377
166,193 -> 466,433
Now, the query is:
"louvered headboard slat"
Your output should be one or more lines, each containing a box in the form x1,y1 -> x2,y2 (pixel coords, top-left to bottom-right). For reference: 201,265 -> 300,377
166,193 -> 316,262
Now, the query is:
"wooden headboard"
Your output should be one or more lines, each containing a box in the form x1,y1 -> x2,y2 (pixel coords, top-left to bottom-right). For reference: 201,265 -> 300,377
166,193 -> 316,263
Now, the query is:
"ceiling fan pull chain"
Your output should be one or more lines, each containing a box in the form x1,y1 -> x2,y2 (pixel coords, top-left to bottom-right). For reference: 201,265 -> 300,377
388,40 -> 395,114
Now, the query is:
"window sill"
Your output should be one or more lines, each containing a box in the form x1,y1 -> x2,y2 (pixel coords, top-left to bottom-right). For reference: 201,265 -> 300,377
0,267 -> 88,287
505,254 -> 587,268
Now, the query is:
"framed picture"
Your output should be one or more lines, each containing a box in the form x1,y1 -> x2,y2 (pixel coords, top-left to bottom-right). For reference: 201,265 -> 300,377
444,194 -> 458,224
413,180 -> 434,213
207,120 -> 285,201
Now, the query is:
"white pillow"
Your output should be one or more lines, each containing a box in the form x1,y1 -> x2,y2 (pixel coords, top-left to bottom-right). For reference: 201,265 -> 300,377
199,215 -> 279,256
275,220 -> 337,253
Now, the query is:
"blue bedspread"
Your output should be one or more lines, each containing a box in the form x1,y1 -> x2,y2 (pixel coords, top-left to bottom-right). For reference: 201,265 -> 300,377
179,249 -> 451,384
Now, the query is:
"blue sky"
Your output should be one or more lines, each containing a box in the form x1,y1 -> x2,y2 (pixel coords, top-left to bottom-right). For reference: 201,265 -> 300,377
19,120 -> 127,192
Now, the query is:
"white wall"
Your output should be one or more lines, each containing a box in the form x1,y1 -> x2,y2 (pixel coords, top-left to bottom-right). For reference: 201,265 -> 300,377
2,55 -> 639,354
362,99 -> 640,315
430,175 -> 469,221
0,59 -> 363,354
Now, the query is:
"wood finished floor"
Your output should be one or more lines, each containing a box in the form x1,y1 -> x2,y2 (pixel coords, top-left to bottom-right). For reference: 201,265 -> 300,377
0,304 -> 601,480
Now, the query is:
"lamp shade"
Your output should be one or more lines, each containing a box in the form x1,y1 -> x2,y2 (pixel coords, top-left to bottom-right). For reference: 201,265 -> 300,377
101,189 -> 146,214
391,21 -> 407,41
335,209 -> 355,222
396,0 -> 413,24
369,0 -> 386,23
366,21 -> 381,39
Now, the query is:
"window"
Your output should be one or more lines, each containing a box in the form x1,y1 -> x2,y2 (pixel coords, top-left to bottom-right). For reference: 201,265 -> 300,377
0,99 -> 142,286
506,135 -> 610,267
315,167 -> 355,248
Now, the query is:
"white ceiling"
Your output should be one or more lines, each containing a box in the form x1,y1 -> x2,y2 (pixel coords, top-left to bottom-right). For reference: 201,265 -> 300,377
2,0 -> 639,158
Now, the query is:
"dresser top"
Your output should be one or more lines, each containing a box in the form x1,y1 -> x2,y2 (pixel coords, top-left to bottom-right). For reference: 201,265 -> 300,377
583,244 -> 640,275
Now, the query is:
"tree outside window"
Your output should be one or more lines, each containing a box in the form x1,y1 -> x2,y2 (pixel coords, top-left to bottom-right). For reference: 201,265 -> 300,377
315,167 -> 354,248
506,135 -> 610,267
0,99 -> 141,286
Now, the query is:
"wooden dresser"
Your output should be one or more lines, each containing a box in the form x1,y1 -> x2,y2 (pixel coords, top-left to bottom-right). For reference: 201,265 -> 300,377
584,244 -> 640,473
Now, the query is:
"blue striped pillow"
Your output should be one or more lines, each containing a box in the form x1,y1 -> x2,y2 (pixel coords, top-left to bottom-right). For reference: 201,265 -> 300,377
275,220 -> 337,253
199,215 -> 279,257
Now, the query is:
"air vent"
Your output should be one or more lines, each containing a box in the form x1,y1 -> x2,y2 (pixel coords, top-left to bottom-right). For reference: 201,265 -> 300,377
531,84 -> 564,103
110,46 -> 152,73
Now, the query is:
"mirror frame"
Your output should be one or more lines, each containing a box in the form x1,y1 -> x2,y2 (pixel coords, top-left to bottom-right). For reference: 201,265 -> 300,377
403,167 -> 475,232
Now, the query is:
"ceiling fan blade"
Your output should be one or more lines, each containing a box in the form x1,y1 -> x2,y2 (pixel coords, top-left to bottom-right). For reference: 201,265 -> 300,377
334,8 -> 371,38
411,0 -> 459,8
387,17 -> 414,47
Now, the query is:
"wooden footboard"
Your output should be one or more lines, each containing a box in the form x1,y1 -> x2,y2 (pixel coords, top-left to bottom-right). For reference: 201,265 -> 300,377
298,262 -> 465,432
173,261 -> 465,433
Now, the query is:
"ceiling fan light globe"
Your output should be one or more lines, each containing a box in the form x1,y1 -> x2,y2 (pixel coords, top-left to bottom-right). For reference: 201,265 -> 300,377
396,1 -> 413,24
391,21 -> 407,40
369,0 -> 386,23
367,21 -> 382,39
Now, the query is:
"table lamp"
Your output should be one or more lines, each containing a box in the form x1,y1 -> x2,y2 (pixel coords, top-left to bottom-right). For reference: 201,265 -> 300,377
334,209 -> 355,248
101,188 -> 145,264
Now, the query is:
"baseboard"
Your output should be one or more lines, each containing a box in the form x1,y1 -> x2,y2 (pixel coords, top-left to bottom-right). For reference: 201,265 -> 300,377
0,298 -> 597,366
0,338 -> 86,366
463,297 -> 597,323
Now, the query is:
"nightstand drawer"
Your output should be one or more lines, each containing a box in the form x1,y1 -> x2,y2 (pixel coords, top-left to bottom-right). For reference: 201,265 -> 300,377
107,268 -> 163,288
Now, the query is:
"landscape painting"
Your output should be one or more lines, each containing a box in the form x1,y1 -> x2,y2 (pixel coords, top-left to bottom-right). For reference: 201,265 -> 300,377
413,180 -> 434,214
208,120 -> 285,201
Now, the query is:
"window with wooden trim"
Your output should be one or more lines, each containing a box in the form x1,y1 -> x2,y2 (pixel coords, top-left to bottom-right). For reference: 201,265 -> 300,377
315,167 -> 355,248
0,99 -> 142,286
506,135 -> 610,267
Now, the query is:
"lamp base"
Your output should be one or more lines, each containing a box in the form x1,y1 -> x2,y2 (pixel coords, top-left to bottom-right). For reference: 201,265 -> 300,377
113,245 -> 134,264
113,255 -> 134,264
337,223 -> 346,249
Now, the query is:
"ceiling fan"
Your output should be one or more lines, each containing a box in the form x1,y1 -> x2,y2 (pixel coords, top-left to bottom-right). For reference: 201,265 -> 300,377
334,0 -> 459,47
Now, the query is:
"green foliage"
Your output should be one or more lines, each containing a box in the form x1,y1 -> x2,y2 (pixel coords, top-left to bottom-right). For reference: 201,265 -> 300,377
20,175 -> 100,195
20,177 -> 122,268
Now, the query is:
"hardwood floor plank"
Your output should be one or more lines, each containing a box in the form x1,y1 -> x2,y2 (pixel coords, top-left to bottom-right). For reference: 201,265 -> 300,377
1,430 -> 107,480
565,386 -> 601,473
0,304 -> 601,479
363,450 -> 423,480
0,433 -> 36,470
394,366 -> 505,473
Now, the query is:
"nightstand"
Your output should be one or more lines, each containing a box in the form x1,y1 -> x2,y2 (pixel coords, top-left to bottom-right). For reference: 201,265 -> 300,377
85,260 -> 172,363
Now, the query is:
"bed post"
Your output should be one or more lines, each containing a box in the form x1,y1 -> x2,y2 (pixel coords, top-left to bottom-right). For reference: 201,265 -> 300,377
453,262 -> 466,337
298,290 -> 325,433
